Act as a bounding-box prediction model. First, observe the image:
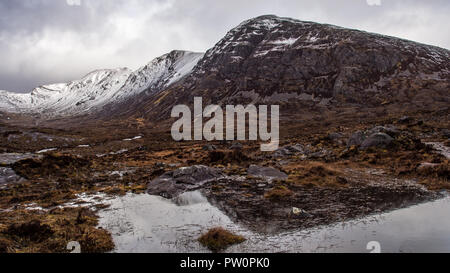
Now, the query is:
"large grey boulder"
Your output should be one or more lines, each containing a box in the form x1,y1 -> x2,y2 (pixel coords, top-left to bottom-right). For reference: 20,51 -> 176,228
360,133 -> 394,150
147,165 -> 223,198
273,144 -> 307,157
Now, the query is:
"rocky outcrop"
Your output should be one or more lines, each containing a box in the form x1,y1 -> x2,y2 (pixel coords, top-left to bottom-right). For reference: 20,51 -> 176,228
147,165 -> 224,198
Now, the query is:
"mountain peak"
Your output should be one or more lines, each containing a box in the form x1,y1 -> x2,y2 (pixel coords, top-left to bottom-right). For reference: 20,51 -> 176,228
178,15 -> 449,110
0,50 -> 204,117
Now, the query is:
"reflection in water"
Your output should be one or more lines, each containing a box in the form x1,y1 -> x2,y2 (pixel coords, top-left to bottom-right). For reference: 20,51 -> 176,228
95,192 -> 450,253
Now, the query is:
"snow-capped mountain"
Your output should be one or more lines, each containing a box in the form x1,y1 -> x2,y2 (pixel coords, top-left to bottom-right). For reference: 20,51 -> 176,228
190,15 -> 449,101
0,50 -> 203,117
139,15 -> 449,120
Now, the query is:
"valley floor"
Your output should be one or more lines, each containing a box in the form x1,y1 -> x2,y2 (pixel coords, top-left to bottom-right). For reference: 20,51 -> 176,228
0,109 -> 448,253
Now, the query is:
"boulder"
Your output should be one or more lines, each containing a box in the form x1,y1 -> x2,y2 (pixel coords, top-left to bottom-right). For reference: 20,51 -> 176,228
229,142 -> 243,150
347,131 -> 366,147
147,165 -> 223,198
360,133 -> 394,150
248,165 -> 288,181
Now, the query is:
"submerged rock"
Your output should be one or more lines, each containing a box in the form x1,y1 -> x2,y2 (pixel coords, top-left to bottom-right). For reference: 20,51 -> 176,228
147,165 -> 224,198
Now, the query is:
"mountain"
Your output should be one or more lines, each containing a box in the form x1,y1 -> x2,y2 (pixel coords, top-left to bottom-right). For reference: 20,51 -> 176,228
143,15 -> 449,119
0,50 -> 203,118
0,15 -> 449,121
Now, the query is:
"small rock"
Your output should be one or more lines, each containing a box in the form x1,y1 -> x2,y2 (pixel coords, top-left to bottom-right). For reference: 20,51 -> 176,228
147,165 -> 223,198
291,207 -> 311,218
154,162 -> 166,168
398,116 -> 412,124
335,176 -> 349,185
202,144 -> 217,151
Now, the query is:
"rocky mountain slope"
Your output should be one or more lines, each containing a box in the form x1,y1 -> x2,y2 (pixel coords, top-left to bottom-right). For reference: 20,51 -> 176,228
144,15 -> 449,119
0,50 -> 203,118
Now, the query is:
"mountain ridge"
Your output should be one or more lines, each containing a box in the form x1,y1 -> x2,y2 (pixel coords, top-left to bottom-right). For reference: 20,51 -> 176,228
0,15 -> 448,122
0,50 -> 204,118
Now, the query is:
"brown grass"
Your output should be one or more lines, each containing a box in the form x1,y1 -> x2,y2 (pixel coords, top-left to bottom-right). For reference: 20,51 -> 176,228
198,227 -> 246,252
285,162 -> 348,188
0,208 -> 114,253
264,186 -> 294,200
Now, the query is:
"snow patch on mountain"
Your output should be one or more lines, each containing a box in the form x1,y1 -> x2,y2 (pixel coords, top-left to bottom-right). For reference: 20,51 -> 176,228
118,51 -> 203,100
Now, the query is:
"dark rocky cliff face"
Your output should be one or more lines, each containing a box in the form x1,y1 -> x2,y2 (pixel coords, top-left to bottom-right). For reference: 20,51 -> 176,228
142,15 -> 448,120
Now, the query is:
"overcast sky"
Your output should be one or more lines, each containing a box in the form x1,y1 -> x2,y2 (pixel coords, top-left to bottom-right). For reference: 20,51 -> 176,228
1,0 -> 449,93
